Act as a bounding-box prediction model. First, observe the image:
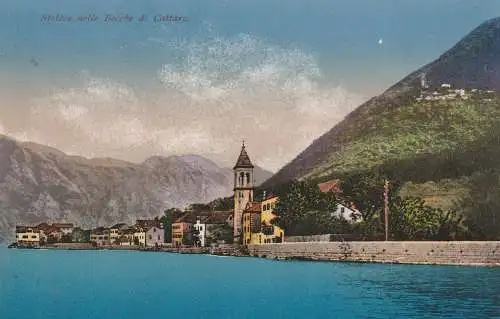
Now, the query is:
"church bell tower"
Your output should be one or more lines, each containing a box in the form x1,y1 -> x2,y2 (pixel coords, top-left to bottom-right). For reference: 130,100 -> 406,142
233,141 -> 254,243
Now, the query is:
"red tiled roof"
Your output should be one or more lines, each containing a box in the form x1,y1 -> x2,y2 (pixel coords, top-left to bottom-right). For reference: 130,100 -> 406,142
263,193 -> 278,201
244,202 -> 262,213
317,179 -> 342,194
173,213 -> 197,224
205,211 -> 233,224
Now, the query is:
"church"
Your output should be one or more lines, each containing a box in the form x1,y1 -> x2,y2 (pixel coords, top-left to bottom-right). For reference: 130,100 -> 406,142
232,142 -> 284,245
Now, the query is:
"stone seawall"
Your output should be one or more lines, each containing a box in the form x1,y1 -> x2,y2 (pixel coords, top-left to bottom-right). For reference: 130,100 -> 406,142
247,241 -> 500,266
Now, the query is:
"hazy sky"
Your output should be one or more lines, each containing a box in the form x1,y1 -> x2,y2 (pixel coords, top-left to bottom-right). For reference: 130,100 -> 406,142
1,0 -> 499,171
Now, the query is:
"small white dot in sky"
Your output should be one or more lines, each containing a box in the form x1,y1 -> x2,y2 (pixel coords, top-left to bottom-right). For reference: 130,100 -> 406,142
378,38 -> 383,45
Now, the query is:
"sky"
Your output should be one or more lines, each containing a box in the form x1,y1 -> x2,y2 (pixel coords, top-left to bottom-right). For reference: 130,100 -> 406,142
0,0 -> 499,172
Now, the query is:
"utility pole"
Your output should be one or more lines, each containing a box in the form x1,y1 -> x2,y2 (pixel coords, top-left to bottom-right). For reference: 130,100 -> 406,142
384,179 -> 390,241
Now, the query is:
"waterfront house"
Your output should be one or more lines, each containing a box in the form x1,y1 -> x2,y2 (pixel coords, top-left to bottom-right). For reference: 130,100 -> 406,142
260,193 -> 284,244
145,224 -> 164,247
109,223 -> 128,244
53,223 -> 74,236
133,228 -> 147,246
194,218 -> 207,247
90,227 -> 110,246
118,228 -> 135,246
242,202 -> 263,245
133,219 -> 164,246
16,226 -> 40,247
193,211 -> 234,247
36,222 -> 52,244
172,213 -> 196,246
241,193 -> 285,245
45,225 -> 64,243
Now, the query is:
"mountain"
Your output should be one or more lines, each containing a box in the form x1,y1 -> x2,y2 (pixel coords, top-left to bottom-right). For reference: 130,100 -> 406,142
262,17 -> 500,208
0,135 -> 273,243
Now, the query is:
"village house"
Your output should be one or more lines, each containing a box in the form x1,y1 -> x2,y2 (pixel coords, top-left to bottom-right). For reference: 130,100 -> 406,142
133,227 -> 147,246
16,226 -> 41,247
118,228 -> 135,246
53,223 -> 74,236
109,223 -> 128,244
90,227 -> 110,246
242,202 -> 263,245
260,193 -> 284,244
317,179 -> 363,222
194,211 -> 233,247
133,219 -> 164,247
145,224 -> 164,247
241,192 -> 285,246
172,213 -> 197,246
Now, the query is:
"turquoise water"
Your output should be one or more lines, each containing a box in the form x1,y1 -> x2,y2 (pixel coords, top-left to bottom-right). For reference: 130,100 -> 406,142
1,248 -> 499,318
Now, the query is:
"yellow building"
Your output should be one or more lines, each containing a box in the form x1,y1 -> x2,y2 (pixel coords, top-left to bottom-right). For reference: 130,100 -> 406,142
16,226 -> 41,247
260,194 -> 284,244
242,202 -> 262,245
241,194 -> 285,245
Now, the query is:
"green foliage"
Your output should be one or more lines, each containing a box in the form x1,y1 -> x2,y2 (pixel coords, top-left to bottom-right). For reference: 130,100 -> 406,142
162,208 -> 183,243
207,224 -> 233,244
456,169 -> 500,240
305,98 -> 500,181
273,180 -> 341,236
208,197 -> 233,211
388,197 -> 468,240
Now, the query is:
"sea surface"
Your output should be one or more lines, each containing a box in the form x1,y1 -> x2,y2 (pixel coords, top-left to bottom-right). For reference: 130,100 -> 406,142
1,247 -> 499,319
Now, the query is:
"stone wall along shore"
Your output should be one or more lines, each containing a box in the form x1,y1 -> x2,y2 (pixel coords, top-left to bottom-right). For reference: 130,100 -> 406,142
247,241 -> 500,266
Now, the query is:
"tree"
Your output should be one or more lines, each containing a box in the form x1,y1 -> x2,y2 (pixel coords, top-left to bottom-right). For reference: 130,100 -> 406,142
273,180 -> 340,236
456,170 -> 500,240
208,197 -> 233,211
162,208 -> 183,243
388,196 -> 469,240
207,224 -> 233,244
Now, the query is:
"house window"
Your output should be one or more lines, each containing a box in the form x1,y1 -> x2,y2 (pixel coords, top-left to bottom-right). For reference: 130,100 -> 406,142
158,235 -> 161,240
22,235 -> 28,239
31,236 -> 37,239
149,235 -> 152,240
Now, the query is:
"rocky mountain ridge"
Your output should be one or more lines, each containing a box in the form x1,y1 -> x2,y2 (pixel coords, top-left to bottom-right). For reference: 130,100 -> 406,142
0,134 -> 272,242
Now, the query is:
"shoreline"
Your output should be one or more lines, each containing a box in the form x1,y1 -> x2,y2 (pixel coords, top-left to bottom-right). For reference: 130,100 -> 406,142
7,241 -> 500,267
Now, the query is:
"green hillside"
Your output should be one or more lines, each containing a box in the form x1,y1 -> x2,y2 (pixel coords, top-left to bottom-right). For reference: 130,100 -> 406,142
305,93 -> 500,178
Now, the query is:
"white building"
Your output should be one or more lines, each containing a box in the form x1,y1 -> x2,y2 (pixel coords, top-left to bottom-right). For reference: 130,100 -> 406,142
332,203 -> 363,222
194,218 -> 207,247
145,225 -> 164,247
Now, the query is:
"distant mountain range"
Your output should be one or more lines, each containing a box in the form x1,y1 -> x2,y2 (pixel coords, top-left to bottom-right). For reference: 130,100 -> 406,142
263,17 -> 500,210
0,134 -> 273,242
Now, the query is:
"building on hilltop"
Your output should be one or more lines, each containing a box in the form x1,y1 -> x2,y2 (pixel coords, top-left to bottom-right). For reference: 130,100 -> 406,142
233,141 -> 255,244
